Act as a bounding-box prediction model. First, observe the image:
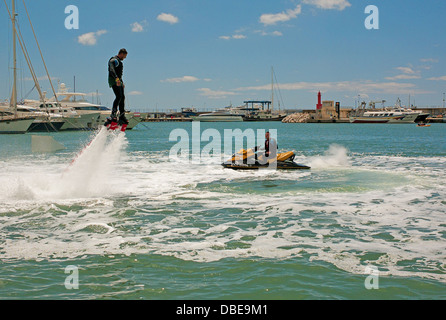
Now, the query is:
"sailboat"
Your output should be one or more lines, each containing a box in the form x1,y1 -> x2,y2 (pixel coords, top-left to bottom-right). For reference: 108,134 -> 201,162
1,0 -> 99,133
0,0 -> 35,134
242,67 -> 286,121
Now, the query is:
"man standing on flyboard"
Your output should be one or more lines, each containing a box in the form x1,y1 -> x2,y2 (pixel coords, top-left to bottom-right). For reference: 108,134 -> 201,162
105,48 -> 129,128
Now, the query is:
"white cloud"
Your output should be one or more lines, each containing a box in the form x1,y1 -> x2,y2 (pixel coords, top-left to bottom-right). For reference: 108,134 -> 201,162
129,91 -> 143,95
395,66 -> 416,74
427,76 -> 446,81
303,0 -> 351,11
260,5 -> 302,26
78,30 -> 107,46
271,31 -> 283,36
219,34 -> 247,40
232,34 -> 247,39
385,66 -> 421,80
162,76 -> 200,83
420,58 -> 439,63
157,13 -> 179,24
131,20 -> 147,32
385,74 -> 421,81
235,80 -> 432,95
259,30 -> 283,37
197,88 -> 237,99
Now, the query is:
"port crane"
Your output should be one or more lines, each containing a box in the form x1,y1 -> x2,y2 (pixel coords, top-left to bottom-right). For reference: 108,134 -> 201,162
368,100 -> 386,109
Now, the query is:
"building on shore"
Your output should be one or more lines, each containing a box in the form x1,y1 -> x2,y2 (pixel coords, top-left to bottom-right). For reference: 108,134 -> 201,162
303,92 -> 352,123
283,92 -> 353,123
312,100 -> 352,122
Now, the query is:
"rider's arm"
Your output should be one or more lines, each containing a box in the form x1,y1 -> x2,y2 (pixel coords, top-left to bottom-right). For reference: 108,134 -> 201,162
109,58 -> 120,80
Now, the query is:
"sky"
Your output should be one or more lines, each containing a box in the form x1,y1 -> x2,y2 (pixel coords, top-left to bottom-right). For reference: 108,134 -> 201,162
1,0 -> 446,112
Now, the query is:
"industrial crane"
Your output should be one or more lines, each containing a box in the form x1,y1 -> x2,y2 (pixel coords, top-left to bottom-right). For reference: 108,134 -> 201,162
368,100 -> 386,109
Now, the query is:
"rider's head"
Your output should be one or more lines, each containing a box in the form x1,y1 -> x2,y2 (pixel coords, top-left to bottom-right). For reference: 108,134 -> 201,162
118,48 -> 128,60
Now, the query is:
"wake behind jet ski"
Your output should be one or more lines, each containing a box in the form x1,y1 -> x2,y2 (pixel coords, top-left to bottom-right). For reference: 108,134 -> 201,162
222,148 -> 311,170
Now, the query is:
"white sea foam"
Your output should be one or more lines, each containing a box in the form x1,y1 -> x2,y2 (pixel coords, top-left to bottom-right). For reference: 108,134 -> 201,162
0,143 -> 445,282
307,144 -> 351,169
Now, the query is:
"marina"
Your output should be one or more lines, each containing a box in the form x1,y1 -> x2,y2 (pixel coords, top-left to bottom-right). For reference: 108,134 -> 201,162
1,0 -> 446,304
139,94 -> 445,125
0,0 -> 142,134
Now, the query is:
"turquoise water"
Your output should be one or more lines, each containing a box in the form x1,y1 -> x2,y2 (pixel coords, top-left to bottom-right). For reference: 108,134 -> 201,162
0,122 -> 445,299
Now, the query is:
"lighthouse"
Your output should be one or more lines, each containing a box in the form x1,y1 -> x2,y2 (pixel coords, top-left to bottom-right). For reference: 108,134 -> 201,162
316,91 -> 322,110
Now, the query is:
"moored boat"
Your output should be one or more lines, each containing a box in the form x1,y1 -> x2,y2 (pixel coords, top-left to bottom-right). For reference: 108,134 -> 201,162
350,100 -> 429,124
191,110 -> 244,122
0,116 -> 35,134
49,83 -> 145,130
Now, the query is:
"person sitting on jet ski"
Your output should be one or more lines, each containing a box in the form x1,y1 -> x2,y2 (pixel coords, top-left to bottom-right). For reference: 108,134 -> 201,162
254,131 -> 277,164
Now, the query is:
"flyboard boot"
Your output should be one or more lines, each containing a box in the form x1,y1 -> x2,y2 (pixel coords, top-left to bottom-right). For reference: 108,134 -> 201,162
104,112 -> 119,131
118,113 -> 129,132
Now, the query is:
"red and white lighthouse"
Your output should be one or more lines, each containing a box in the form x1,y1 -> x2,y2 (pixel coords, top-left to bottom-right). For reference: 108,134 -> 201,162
316,91 -> 322,110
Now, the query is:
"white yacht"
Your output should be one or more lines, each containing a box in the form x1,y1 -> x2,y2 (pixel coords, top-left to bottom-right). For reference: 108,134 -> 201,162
1,0 -> 98,133
0,103 -> 66,132
0,112 -> 35,134
350,100 -> 430,124
191,110 -> 244,122
48,83 -> 145,130
22,99 -> 99,131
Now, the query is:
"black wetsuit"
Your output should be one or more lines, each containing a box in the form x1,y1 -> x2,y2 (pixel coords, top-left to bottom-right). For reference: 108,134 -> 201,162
108,56 -> 125,118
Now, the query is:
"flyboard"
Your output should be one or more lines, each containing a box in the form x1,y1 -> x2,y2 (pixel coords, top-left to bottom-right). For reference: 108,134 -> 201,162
105,117 -> 128,133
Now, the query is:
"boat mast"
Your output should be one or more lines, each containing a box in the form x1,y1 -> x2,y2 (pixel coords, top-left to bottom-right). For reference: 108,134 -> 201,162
271,66 -> 274,113
11,0 -> 18,117
73,76 -> 76,102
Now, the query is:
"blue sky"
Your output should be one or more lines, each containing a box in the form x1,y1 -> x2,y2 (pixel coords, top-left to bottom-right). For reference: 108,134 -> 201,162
1,0 -> 446,111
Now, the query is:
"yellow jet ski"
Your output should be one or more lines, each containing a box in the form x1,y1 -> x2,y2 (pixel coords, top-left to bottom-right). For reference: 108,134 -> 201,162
222,148 -> 311,170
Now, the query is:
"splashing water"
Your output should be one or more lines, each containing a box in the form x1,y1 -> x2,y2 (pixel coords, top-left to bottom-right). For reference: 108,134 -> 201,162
0,122 -> 445,296
61,128 -> 128,199
307,144 -> 350,169
3,128 -> 128,201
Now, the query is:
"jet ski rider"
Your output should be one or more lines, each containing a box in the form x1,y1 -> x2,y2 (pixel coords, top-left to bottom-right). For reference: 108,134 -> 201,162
255,131 -> 278,164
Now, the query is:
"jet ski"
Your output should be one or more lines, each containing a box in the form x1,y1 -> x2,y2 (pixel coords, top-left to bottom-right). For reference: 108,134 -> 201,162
222,148 -> 311,170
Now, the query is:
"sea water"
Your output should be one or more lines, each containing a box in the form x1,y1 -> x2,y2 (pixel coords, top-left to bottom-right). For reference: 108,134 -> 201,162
0,122 -> 444,299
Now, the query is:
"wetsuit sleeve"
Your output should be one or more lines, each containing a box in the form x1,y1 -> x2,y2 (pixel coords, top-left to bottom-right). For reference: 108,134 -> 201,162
109,58 -> 120,79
